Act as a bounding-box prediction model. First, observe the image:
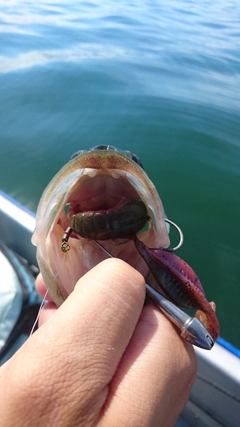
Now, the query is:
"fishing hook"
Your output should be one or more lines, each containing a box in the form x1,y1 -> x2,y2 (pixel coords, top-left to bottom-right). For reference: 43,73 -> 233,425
165,218 -> 184,252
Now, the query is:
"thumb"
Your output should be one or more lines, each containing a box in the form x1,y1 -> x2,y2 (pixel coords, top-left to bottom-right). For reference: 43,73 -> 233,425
0,259 -> 146,427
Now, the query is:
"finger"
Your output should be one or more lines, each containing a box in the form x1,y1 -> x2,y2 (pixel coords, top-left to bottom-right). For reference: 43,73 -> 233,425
102,302 -> 197,427
0,259 -> 146,426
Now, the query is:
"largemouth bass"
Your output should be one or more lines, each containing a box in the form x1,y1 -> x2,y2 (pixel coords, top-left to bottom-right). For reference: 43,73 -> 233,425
32,145 -> 169,304
32,145 -> 219,342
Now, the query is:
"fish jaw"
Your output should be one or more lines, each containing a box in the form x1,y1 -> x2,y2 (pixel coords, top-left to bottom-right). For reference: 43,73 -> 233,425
32,148 -> 170,306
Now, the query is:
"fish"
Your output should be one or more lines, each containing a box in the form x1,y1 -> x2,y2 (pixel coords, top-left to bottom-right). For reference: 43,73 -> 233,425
32,145 -> 219,341
32,145 -> 170,306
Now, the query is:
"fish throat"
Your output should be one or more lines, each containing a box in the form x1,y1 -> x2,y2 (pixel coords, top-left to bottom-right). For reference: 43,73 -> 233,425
60,172 -> 150,249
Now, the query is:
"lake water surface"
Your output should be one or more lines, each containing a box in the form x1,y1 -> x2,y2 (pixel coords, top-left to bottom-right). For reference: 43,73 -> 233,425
0,0 -> 240,347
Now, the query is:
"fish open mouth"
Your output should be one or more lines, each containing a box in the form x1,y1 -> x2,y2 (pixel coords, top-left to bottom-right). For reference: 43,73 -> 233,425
32,146 -> 220,344
51,171 -> 159,294
66,174 -> 140,214
59,174 -> 151,244
33,146 -> 170,305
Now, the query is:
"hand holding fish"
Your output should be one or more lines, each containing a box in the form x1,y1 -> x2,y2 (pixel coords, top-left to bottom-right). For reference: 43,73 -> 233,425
0,259 -> 197,427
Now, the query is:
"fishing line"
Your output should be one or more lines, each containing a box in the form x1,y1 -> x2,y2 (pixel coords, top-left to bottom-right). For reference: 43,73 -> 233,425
29,246 -> 69,337
29,289 -> 49,337
54,252 -> 67,281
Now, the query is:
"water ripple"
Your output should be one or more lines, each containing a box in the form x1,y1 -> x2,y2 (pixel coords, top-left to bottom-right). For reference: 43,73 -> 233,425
0,44 -> 134,73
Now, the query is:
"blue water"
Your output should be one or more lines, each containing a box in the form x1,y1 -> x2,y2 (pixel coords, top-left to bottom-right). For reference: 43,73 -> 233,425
0,0 -> 240,347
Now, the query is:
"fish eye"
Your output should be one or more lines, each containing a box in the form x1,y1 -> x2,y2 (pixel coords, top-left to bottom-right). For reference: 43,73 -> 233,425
90,145 -> 118,151
70,150 -> 86,159
131,153 -> 144,169
124,151 -> 144,169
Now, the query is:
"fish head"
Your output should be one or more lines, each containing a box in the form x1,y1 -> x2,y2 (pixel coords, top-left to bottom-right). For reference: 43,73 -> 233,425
32,145 -> 170,306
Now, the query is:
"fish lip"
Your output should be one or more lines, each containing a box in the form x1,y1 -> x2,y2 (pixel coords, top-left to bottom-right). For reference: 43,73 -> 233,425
72,145 -> 144,168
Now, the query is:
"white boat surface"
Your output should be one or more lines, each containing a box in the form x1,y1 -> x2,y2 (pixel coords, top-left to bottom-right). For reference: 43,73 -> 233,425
0,190 -> 239,426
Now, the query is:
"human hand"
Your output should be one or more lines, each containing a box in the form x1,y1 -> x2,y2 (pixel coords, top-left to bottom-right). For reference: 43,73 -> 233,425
0,259 -> 197,427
